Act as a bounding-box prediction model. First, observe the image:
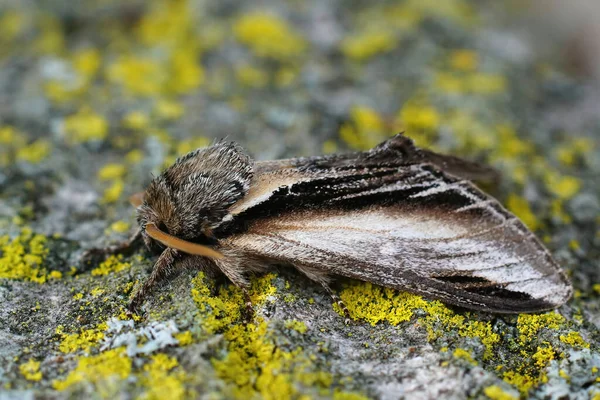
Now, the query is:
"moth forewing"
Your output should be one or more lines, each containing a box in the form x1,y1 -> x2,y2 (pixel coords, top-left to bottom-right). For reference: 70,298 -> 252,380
107,133 -> 571,316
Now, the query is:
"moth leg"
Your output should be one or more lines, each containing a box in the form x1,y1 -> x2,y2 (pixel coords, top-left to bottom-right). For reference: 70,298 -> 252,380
212,254 -> 255,322
321,282 -> 351,325
128,247 -> 178,314
242,287 -> 254,323
81,227 -> 143,265
293,263 -> 351,324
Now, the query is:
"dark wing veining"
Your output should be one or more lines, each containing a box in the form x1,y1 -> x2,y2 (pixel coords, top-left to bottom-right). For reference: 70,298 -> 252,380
228,134 -> 497,218
219,134 -> 571,313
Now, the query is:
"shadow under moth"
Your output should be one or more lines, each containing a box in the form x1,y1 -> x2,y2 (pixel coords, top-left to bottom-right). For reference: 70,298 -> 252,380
86,133 -> 572,318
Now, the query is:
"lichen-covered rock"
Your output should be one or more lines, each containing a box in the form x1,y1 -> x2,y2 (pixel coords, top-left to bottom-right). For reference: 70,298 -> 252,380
0,1 -> 599,399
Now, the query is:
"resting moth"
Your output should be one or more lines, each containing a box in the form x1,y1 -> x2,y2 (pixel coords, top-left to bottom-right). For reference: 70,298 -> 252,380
86,133 -> 572,317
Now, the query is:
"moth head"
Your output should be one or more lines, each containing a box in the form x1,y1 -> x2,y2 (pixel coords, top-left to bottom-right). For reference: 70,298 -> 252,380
136,141 -> 253,255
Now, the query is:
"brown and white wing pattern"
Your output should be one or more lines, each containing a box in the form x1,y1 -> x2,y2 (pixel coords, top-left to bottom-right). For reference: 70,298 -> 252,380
220,159 -> 572,313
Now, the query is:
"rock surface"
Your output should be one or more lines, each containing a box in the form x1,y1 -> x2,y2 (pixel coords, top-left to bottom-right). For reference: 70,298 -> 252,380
0,1 -> 599,399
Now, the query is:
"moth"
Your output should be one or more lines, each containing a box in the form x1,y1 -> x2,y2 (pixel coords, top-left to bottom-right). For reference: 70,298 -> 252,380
86,133 -> 572,317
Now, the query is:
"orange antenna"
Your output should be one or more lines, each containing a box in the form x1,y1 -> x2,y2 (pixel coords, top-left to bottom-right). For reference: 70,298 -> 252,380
145,223 -> 224,259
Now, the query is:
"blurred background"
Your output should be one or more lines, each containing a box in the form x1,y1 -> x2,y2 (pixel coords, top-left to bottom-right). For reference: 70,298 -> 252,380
0,1 -> 599,398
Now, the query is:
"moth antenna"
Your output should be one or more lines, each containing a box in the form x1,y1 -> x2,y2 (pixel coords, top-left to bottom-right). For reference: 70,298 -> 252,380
145,223 -> 224,259
129,191 -> 145,208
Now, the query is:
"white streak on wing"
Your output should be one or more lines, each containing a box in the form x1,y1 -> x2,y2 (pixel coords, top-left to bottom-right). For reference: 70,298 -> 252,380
334,180 -> 435,201
408,178 -> 511,223
270,209 -> 471,240
455,199 -> 495,213
409,180 -> 469,198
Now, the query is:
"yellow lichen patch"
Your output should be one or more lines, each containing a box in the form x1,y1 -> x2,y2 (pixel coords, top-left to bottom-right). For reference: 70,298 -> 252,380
234,13 -> 306,60
52,348 -> 131,392
64,108 -> 108,143
516,312 -> 565,344
135,0 -> 192,46
532,345 -> 555,369
0,11 -> 26,42
284,320 -> 308,334
559,331 -> 590,349
16,139 -> 51,164
58,323 -> 108,353
483,385 -> 517,400
122,111 -> 150,131
339,106 -> 388,150
102,180 -> 124,204
174,331 -> 193,346
506,194 -> 539,231
19,359 -> 42,382
459,320 -> 500,360
467,73 -> 506,94
453,348 -> 477,365
450,49 -> 479,71
125,149 -> 144,164
337,281 -> 500,359
191,272 -> 277,334
91,254 -> 131,276
503,370 -> 540,396
214,321 -> 329,400
337,281 -> 428,326
397,101 -> 440,148
168,51 -> 204,94
139,353 -> 186,400
544,173 -> 582,200
90,287 -> 105,297
556,137 -> 594,166
491,124 -> 534,161
98,163 -> 126,181
340,31 -> 396,61
0,125 -> 28,166
154,99 -> 184,120
435,72 -> 466,94
193,273 -> 361,399
107,56 -> 165,96
33,15 -> 65,54
236,64 -> 269,88
72,48 -> 101,79
0,228 -> 57,283
109,221 -> 130,234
